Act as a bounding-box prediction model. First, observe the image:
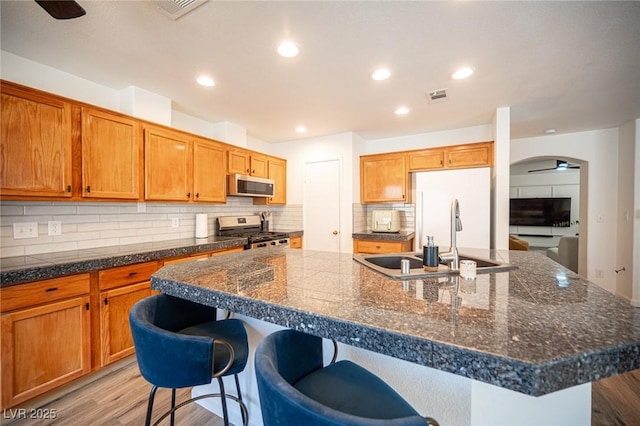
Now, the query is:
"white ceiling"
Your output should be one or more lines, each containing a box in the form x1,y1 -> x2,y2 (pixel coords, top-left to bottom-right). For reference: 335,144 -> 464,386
1,0 -> 639,143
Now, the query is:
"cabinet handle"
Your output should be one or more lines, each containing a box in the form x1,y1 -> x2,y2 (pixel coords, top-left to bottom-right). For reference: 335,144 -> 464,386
128,271 -> 138,277
187,192 -> 191,198
66,185 -> 72,192
252,169 -> 255,174
86,186 -> 91,193
104,298 -> 109,305
45,287 -> 58,292
196,193 -> 200,199
85,303 -> 90,311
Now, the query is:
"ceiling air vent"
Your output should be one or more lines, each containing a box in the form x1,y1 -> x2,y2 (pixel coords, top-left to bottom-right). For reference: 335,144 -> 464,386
152,0 -> 208,20
427,89 -> 448,104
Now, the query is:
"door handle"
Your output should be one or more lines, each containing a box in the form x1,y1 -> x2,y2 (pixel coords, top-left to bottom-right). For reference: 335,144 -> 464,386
332,230 -> 338,235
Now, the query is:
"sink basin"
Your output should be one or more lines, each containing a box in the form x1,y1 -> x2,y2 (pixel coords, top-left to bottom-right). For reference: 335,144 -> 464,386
354,252 -> 516,280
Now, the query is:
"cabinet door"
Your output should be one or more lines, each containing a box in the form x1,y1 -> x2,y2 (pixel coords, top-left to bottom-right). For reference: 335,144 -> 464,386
250,154 -> 268,178
446,142 -> 493,169
360,153 -> 408,203
100,282 -> 151,366
1,86 -> 72,198
1,296 -> 91,408
144,125 -> 192,201
228,149 -> 250,175
82,108 -> 141,199
353,239 -> 413,254
408,149 -> 444,171
193,139 -> 226,203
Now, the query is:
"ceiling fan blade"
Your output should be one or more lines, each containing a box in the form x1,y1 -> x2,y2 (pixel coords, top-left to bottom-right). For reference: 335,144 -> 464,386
527,167 -> 556,173
35,0 -> 86,20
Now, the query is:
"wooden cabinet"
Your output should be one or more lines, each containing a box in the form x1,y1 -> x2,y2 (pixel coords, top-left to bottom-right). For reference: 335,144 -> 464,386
446,142 -> 493,169
407,142 -> 493,172
408,148 -> 444,171
144,125 -> 192,201
0,83 -> 73,198
360,152 -> 410,203
353,238 -> 413,254
1,274 -> 91,409
144,127 -> 227,203
289,236 -> 303,249
81,108 -> 141,199
97,262 -> 157,366
227,149 -> 268,178
193,138 -> 227,203
254,156 -> 287,205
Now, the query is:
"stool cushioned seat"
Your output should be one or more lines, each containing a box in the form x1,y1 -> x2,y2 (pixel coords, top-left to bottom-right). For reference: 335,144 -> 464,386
255,329 -> 438,426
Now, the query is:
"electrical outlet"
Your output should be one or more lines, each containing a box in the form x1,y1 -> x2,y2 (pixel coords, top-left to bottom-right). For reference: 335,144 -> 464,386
171,218 -> 179,228
13,222 -> 38,239
595,269 -> 604,279
48,221 -> 62,236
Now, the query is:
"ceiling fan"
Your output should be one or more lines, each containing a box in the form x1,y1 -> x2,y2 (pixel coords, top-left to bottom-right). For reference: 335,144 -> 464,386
35,0 -> 86,20
528,160 -> 580,173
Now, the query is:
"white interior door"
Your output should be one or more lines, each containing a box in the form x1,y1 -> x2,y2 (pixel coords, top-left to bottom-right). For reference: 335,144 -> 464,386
303,159 -> 341,252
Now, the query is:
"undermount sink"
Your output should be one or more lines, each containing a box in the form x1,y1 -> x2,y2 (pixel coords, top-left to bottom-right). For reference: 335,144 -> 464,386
353,252 -> 516,280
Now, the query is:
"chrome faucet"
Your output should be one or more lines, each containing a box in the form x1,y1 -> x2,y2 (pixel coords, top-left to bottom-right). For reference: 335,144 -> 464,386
439,199 -> 462,270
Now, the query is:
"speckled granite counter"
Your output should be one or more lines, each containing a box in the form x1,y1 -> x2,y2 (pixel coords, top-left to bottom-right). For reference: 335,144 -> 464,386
352,230 -> 415,241
152,247 -> 640,397
0,237 -> 246,286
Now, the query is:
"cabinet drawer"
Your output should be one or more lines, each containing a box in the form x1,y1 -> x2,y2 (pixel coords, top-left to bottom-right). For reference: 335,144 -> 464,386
98,261 -> 158,290
354,240 -> 408,254
1,274 -> 90,313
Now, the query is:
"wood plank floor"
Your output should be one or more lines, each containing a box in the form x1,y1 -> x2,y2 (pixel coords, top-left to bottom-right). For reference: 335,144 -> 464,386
2,360 -> 638,425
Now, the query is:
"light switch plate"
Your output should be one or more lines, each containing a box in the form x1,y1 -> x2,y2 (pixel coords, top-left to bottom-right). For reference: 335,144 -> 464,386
13,222 -> 38,239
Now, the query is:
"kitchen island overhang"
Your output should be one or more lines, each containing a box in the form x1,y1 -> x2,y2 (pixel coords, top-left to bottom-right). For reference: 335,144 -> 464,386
150,247 -> 640,398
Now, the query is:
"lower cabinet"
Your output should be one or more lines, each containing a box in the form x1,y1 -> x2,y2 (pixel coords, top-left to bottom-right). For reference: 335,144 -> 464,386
1,274 -> 91,409
289,236 -> 303,249
353,238 -> 414,254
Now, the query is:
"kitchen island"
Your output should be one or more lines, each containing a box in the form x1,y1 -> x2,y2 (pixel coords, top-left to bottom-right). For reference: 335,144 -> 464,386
152,247 -> 640,425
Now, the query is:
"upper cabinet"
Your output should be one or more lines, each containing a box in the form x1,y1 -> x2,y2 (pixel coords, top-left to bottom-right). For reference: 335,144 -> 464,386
144,125 -> 227,203
254,156 -> 287,205
81,108 -> 142,199
227,149 -> 268,178
407,142 -> 493,172
144,125 -> 192,202
360,152 -> 410,203
193,138 -> 227,203
1,83 -> 73,198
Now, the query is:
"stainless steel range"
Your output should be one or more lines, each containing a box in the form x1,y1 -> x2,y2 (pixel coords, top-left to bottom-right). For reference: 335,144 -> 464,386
217,215 -> 289,249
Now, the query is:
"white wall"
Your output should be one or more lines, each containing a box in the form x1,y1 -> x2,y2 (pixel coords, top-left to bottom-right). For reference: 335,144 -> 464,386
493,107 -> 511,250
617,120 -> 636,302
511,129 -> 619,291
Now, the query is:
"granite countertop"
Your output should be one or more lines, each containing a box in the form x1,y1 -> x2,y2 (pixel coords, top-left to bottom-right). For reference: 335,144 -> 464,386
352,230 -> 415,241
151,247 -> 640,397
0,236 -> 247,286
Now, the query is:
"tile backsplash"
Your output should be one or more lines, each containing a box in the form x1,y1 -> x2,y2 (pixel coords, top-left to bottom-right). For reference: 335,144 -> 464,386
352,203 -> 415,232
0,198 -> 302,258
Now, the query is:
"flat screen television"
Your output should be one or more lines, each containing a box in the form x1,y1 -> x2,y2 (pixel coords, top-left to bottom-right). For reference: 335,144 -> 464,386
509,197 -> 571,227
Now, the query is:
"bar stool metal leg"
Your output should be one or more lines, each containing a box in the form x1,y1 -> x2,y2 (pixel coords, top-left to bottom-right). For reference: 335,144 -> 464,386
145,385 -> 158,426
170,389 -> 176,426
234,374 -> 246,425
217,377 -> 229,426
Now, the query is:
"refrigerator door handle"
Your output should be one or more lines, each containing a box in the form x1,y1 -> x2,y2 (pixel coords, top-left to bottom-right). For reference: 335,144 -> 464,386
416,191 -> 424,250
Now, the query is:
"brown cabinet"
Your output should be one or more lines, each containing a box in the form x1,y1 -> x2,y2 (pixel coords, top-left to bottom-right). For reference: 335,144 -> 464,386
360,152 -> 410,203
144,125 -> 192,201
227,149 -> 268,178
289,236 -> 303,249
193,138 -> 227,203
0,83 -> 73,198
98,262 -> 157,366
407,142 -> 493,172
81,108 -> 142,199
353,238 -> 413,254
254,156 -> 287,205
1,274 -> 91,409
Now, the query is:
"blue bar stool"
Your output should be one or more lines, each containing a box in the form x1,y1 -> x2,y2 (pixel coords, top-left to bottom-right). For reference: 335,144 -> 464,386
255,329 -> 439,426
129,294 -> 249,426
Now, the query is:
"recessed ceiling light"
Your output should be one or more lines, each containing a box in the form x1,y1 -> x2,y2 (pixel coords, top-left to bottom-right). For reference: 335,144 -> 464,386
545,128 -> 557,134
371,68 -> 391,81
295,126 -> 307,133
395,106 -> 409,115
196,75 -> 215,87
277,41 -> 299,58
450,67 -> 474,80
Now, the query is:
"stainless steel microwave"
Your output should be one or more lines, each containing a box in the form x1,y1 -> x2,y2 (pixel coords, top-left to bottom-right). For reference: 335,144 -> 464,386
227,174 -> 275,197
